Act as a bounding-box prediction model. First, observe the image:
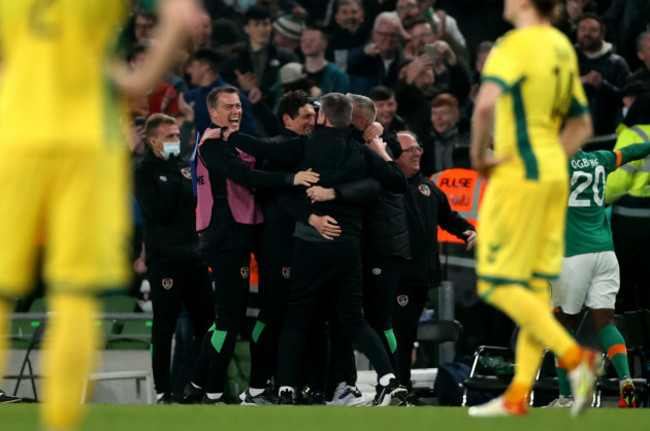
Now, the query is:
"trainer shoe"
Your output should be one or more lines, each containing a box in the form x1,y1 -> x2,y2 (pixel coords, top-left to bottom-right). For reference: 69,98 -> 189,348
328,382 -> 368,406
241,388 -> 278,405
156,392 -> 174,405
543,395 -> 574,408
0,390 -> 21,403
373,379 -> 407,406
468,395 -> 528,417
201,394 -> 226,405
568,348 -> 603,417
277,389 -> 295,405
618,378 -> 637,408
182,383 -> 203,404
307,390 -> 327,405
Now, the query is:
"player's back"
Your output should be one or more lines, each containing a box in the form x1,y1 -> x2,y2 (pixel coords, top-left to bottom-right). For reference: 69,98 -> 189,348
0,0 -> 128,150
565,149 -> 618,257
482,25 -> 588,183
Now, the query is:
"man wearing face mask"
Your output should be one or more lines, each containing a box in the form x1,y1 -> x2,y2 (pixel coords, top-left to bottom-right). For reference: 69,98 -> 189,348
134,113 -> 216,404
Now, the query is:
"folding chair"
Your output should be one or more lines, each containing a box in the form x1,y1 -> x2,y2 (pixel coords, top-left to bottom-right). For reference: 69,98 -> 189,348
4,323 -> 46,401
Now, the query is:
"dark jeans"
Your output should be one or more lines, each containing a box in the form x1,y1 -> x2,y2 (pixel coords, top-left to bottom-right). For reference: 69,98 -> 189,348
277,239 -> 393,387
148,260 -> 215,394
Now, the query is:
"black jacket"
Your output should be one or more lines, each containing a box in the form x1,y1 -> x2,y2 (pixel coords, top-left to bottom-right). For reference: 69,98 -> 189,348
229,126 -> 407,241
346,128 -> 410,259
221,43 -> 299,107
198,124 -> 295,253
401,172 -> 474,288
256,129 -> 305,262
134,151 -> 201,264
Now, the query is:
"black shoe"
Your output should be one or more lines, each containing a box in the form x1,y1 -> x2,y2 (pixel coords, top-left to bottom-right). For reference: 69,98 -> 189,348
277,389 -> 295,405
157,392 -> 174,405
241,387 -> 278,405
0,390 -> 21,403
405,392 -> 424,407
182,383 -> 203,404
201,394 -> 226,405
307,390 -> 327,405
373,379 -> 407,406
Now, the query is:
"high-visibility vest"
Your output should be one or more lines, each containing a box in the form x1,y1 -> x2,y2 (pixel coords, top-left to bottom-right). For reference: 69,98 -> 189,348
605,125 -> 650,213
432,168 -> 486,244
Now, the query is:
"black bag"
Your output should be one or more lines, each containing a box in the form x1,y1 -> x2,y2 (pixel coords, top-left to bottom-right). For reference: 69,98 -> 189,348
434,362 -> 494,406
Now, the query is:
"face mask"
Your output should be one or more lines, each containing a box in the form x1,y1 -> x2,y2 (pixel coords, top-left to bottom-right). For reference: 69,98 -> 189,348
622,107 -> 629,118
161,141 -> 181,158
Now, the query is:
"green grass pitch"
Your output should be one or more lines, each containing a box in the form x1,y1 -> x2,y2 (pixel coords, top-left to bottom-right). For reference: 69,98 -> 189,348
3,405 -> 649,431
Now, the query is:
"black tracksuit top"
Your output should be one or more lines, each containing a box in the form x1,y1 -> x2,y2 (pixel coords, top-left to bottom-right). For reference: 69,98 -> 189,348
134,151 -> 201,264
401,172 -> 474,288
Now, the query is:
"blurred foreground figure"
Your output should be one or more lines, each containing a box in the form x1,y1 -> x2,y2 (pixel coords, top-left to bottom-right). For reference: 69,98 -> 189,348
0,0 -> 201,429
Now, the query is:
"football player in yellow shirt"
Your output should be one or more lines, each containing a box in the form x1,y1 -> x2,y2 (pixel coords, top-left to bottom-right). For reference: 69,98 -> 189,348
0,0 -> 201,429
469,0 -> 597,418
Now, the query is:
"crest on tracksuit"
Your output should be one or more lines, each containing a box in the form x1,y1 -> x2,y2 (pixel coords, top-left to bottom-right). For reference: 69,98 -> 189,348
397,295 -> 409,307
418,184 -> 431,197
282,267 -> 291,279
162,278 -> 174,290
240,267 -> 250,279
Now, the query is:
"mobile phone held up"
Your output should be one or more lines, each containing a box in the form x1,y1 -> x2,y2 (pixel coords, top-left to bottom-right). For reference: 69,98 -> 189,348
425,43 -> 438,61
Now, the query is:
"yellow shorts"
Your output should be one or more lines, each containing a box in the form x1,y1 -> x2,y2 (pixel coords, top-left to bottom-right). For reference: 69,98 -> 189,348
476,178 -> 568,287
0,145 -> 132,297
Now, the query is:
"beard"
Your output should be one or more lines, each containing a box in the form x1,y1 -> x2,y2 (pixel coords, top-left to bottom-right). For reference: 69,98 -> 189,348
578,37 -> 602,53
342,19 -> 362,33
418,82 -> 438,98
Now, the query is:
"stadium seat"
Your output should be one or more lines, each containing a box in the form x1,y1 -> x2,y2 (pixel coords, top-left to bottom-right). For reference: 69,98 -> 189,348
106,318 -> 152,350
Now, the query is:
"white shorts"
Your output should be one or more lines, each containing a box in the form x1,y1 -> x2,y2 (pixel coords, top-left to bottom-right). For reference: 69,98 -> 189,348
550,251 -> 619,314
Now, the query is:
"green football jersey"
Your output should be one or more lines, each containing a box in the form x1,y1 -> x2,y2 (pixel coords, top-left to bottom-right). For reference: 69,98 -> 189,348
565,149 -> 618,257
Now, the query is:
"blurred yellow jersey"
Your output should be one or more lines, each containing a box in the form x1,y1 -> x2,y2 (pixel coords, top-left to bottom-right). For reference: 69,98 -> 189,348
482,25 -> 589,182
0,0 -> 129,149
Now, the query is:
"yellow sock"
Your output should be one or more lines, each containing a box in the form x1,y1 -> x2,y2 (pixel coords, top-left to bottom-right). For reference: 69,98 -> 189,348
41,294 -> 101,430
0,300 -> 10,381
512,328 -> 545,388
478,280 -> 576,365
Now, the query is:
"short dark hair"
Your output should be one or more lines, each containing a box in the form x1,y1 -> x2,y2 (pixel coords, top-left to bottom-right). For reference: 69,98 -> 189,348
144,113 -> 176,138
576,12 -> 605,33
303,25 -> 329,42
337,0 -> 363,13
277,90 -> 312,124
320,93 -> 352,128
244,5 -> 271,25
191,48 -> 220,74
530,0 -> 561,20
403,18 -> 428,33
369,85 -> 394,102
127,39 -> 150,63
207,86 -> 239,110
213,18 -> 240,46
